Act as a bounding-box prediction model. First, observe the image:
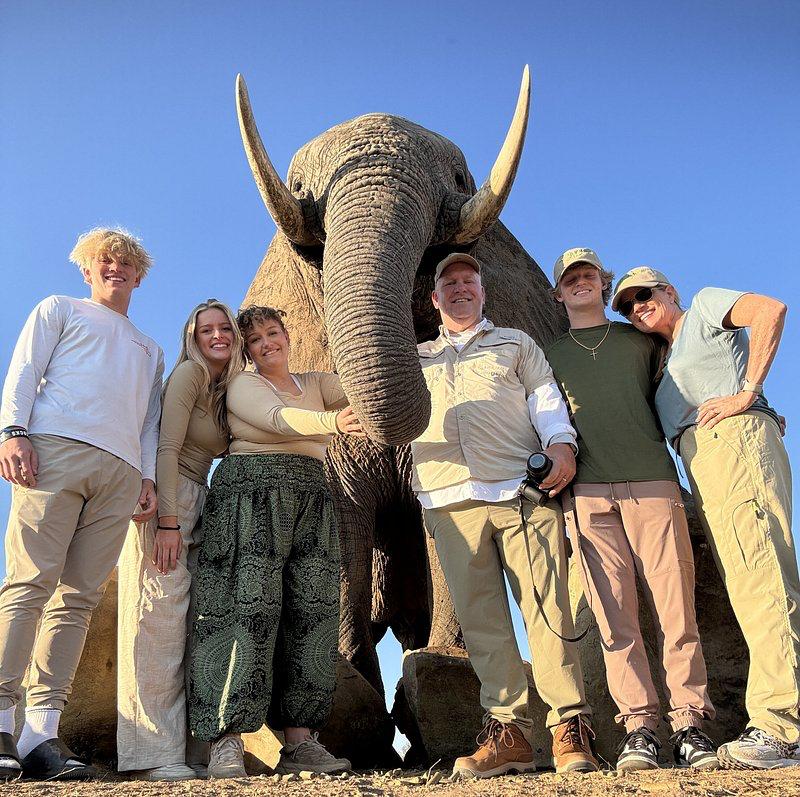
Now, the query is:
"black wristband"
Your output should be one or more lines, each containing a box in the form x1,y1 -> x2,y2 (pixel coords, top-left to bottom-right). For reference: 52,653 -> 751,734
156,524 -> 181,531
0,428 -> 29,444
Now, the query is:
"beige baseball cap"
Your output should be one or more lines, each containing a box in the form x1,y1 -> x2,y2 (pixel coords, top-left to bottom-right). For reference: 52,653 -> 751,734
434,252 -> 481,283
611,266 -> 678,311
553,247 -> 603,285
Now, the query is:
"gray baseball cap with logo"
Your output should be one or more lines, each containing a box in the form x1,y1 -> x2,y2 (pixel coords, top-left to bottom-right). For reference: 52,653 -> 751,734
611,266 -> 678,311
553,247 -> 603,285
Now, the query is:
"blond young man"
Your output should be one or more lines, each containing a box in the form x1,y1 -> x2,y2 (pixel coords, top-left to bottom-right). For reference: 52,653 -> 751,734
546,249 -> 717,771
411,253 -> 597,778
0,228 -> 163,781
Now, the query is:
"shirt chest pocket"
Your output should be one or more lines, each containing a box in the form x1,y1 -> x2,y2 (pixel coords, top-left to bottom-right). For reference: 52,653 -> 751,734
420,352 -> 447,390
468,339 -> 519,383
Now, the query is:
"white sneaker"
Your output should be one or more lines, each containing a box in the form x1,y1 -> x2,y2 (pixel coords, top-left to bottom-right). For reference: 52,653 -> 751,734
276,732 -> 351,774
131,763 -> 197,781
208,734 -> 247,779
718,727 -> 800,770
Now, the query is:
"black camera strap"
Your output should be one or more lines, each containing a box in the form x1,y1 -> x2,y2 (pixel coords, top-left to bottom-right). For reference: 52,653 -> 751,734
518,497 -> 589,643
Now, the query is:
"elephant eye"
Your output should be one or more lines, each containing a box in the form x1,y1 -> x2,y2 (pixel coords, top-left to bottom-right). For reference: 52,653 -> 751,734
292,179 -> 303,193
454,170 -> 467,191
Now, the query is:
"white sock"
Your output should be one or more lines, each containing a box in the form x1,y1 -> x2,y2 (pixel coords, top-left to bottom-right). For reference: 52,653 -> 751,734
16,708 -> 61,759
0,706 -> 15,736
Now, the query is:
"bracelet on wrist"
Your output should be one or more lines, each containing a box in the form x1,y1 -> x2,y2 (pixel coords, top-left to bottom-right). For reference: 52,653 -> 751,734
0,427 -> 29,444
156,524 -> 181,531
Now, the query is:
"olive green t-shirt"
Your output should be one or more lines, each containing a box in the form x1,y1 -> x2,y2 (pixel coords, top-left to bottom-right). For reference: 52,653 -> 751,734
546,322 -> 677,484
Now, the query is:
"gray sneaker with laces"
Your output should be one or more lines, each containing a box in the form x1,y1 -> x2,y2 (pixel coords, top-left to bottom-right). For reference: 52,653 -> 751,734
208,734 -> 247,779
617,727 -> 660,771
276,733 -> 351,774
718,727 -> 800,770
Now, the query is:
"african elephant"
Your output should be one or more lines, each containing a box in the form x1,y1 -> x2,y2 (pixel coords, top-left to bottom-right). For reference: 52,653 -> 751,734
235,68 -> 567,695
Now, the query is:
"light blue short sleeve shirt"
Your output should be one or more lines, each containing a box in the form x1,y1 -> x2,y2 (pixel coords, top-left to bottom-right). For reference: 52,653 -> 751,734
655,287 -> 780,445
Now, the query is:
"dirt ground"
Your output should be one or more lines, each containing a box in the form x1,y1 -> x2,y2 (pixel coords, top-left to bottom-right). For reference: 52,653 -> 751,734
3,767 -> 800,797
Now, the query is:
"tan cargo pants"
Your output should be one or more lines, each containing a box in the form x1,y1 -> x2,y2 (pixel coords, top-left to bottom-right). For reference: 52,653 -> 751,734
567,480 -> 714,732
423,497 -> 591,731
0,434 -> 141,710
117,473 -> 206,771
680,411 -> 800,742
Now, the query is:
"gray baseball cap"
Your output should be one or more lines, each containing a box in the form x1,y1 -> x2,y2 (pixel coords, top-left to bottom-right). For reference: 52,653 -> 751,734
611,266 -> 679,311
434,253 -> 481,283
553,247 -> 603,285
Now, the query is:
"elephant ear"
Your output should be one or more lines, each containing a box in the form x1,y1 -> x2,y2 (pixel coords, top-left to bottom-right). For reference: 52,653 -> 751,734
243,234 -> 333,372
473,222 -> 567,349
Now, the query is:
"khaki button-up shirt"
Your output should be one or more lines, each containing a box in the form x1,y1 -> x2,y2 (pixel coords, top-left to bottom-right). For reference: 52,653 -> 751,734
411,320 -> 556,493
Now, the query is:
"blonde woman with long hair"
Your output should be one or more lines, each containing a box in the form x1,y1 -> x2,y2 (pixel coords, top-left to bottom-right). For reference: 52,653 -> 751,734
117,299 -> 244,781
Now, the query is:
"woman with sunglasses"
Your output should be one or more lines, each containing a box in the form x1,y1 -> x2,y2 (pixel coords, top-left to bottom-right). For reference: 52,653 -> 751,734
117,299 -> 245,781
612,267 -> 800,770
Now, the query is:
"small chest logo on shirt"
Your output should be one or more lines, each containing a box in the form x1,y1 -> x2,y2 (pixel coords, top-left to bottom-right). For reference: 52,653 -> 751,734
131,339 -> 152,358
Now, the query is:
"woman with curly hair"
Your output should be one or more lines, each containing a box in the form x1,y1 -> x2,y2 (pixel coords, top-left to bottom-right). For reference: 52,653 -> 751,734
117,299 -> 244,781
188,305 -> 363,779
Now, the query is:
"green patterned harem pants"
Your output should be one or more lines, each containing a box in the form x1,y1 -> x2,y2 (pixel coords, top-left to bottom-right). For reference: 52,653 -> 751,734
188,453 -> 340,741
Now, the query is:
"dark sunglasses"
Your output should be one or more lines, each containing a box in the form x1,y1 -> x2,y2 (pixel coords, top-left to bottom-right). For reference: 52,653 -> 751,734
619,287 -> 657,318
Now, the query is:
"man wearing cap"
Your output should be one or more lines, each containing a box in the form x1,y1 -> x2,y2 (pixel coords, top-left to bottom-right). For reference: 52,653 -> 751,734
546,249 -> 717,771
410,252 -> 598,778
612,268 -> 800,770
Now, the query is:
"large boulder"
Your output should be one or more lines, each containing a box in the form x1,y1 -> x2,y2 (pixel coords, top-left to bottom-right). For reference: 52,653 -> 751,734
392,499 -> 749,767
19,571 -> 398,770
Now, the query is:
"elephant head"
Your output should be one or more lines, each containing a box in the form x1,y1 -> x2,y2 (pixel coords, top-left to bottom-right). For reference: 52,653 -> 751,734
237,69 -> 537,446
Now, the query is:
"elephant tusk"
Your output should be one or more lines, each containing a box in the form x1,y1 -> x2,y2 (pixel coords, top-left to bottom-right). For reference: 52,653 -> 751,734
236,74 -> 318,247
449,65 -> 531,245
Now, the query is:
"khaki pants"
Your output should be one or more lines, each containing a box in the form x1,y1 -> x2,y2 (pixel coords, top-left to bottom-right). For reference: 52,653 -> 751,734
424,498 -> 590,730
567,480 -> 714,732
117,473 -> 206,771
680,412 -> 800,742
0,434 -> 141,710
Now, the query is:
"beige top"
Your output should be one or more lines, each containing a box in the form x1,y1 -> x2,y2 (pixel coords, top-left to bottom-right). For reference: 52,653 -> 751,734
156,360 -> 229,516
411,321 -> 555,493
227,370 -> 347,460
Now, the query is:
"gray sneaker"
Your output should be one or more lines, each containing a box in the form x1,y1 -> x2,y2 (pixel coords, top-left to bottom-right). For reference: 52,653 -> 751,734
208,734 -> 247,779
617,728 -> 660,771
276,733 -> 351,775
718,727 -> 800,770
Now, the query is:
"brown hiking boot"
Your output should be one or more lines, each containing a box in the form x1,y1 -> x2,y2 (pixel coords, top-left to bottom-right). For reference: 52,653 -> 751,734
452,718 -> 535,778
552,715 -> 599,773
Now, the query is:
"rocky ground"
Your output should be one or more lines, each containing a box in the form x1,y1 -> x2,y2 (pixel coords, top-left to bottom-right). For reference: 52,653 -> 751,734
4,767 -> 800,796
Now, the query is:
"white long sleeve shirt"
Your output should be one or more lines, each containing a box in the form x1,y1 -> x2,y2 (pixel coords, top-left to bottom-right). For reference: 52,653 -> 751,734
1,296 -> 164,480
416,319 -> 577,509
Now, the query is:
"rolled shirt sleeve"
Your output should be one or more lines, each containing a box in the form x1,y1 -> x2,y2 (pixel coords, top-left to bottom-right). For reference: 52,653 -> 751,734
527,382 -> 578,451
516,333 -> 577,451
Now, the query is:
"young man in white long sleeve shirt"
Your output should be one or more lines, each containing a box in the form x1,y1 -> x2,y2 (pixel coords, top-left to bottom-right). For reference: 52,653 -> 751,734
411,254 -> 597,778
0,228 -> 164,781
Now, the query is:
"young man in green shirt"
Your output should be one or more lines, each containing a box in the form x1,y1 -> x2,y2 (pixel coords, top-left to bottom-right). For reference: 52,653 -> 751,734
546,247 -> 717,771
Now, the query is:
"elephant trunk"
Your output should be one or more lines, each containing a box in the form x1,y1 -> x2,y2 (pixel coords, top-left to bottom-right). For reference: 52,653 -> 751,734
323,181 -> 435,446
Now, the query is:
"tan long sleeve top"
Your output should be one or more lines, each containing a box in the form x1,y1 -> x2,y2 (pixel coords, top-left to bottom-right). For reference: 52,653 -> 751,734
156,360 -> 229,516
227,370 -> 347,461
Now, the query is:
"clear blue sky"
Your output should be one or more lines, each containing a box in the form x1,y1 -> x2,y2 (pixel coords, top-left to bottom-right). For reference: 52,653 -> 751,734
1,0 -> 798,716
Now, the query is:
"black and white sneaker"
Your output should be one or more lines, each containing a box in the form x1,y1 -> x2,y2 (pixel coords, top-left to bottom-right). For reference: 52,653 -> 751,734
616,728 -> 660,771
718,727 -> 800,770
671,726 -> 719,770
